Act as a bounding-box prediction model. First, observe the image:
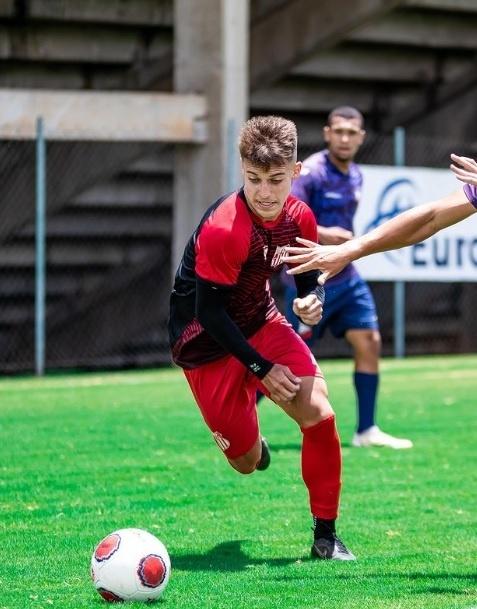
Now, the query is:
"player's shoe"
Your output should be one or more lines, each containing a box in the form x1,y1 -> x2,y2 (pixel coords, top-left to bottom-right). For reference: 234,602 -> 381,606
352,425 -> 413,449
256,436 -> 271,471
311,518 -> 356,561
311,534 -> 356,561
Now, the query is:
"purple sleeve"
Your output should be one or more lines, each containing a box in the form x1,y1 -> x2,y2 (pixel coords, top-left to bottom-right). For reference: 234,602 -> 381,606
463,184 -> 477,209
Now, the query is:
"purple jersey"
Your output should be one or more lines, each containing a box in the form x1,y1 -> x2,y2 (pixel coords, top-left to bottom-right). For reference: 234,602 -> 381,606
291,149 -> 362,284
463,183 -> 477,208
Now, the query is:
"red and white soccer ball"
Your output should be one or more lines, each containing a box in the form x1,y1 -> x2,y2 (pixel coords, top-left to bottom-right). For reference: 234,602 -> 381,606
91,528 -> 171,603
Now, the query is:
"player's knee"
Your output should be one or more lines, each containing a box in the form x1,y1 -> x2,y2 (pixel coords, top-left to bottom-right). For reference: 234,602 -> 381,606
227,447 -> 260,475
355,330 -> 381,358
308,402 -> 334,427
292,377 -> 333,427
369,331 -> 382,356
297,395 -> 334,428
228,459 -> 256,475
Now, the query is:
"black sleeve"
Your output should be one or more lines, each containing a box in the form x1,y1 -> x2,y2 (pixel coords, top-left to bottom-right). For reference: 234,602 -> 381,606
195,277 -> 273,379
294,270 -> 326,305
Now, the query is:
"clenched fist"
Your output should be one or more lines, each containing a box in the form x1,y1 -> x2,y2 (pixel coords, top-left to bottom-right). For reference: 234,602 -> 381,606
292,293 -> 323,326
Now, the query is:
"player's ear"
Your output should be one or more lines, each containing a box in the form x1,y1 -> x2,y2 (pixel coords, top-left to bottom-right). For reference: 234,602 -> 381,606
358,129 -> 366,144
323,125 -> 331,144
292,161 -> 302,179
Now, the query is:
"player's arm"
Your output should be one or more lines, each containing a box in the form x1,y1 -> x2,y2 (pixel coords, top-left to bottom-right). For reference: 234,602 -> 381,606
195,277 -> 272,379
339,189 -> 474,255
292,271 -> 325,326
285,154 -> 477,282
288,202 -> 325,325
285,190 -> 475,282
317,226 -> 354,245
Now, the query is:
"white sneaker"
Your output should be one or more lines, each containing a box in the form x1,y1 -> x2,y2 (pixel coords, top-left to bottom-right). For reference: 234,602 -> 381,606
352,425 -> 413,449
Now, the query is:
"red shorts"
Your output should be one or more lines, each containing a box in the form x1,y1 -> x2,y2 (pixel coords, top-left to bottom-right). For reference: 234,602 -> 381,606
183,314 -> 321,459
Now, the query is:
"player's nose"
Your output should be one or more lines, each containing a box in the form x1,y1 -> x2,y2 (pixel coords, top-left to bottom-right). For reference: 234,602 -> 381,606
257,183 -> 272,198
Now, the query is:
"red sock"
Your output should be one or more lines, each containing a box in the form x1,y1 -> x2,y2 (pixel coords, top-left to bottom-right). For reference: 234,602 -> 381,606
301,414 -> 341,520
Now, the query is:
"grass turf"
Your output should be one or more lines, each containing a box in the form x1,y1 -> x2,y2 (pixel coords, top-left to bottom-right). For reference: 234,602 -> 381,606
0,355 -> 476,609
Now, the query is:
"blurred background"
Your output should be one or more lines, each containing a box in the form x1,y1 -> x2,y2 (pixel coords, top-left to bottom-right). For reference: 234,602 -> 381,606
1,0 -> 476,373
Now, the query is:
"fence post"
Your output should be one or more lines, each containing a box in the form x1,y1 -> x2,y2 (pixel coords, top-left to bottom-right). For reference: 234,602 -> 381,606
393,126 -> 406,358
35,117 -> 46,376
226,117 -> 238,193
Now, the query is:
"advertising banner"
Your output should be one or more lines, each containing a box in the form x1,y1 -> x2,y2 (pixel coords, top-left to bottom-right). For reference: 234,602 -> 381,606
355,166 -> 477,282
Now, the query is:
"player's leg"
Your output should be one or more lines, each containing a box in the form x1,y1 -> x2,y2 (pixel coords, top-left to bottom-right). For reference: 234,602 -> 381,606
256,277 -> 302,408
228,435 -> 272,473
256,272 -> 322,407
253,317 -> 355,560
183,357 -> 268,475
345,327 -> 381,433
227,435 -> 262,474
340,277 -> 412,449
277,375 -> 354,560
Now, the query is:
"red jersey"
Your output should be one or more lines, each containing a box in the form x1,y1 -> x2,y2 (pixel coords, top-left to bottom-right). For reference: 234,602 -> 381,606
168,188 -> 317,368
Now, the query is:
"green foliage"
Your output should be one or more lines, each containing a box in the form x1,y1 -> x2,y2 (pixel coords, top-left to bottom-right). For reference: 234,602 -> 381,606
0,356 -> 476,608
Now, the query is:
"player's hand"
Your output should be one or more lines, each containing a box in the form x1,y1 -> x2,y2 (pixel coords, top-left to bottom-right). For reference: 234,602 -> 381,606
450,154 -> 477,186
261,364 -> 301,403
284,237 -> 353,284
318,226 -> 354,245
292,293 -> 323,326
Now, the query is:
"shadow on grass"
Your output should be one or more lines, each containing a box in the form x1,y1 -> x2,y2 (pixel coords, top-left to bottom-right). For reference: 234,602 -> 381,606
269,570 -> 477,591
172,540 -> 298,573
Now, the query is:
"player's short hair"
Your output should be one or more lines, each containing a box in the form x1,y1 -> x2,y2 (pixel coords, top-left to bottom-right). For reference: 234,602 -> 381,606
327,106 -> 364,127
239,115 -> 297,169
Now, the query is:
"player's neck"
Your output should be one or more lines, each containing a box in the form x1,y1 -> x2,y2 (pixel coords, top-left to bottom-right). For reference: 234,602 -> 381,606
328,152 -> 352,174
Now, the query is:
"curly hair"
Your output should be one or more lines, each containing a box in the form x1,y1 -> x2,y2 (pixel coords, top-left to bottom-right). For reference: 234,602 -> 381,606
239,115 -> 297,169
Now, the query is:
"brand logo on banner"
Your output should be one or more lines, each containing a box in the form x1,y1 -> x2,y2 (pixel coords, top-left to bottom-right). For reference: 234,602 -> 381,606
354,166 -> 477,282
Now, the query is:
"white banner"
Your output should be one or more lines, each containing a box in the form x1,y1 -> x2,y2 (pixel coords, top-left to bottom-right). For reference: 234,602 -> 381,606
354,165 -> 477,282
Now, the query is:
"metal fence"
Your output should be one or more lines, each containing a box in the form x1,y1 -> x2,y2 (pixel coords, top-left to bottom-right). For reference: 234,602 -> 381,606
0,129 -> 173,373
1,125 -> 476,374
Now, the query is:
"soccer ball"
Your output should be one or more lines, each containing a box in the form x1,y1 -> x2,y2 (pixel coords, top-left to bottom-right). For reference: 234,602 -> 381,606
91,528 -> 171,602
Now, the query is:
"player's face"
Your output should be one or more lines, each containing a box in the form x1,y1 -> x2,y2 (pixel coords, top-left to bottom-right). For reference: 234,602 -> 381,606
324,116 -> 365,164
241,159 -> 301,221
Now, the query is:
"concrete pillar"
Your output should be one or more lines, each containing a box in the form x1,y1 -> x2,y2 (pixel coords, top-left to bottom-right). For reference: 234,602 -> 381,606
173,0 -> 249,272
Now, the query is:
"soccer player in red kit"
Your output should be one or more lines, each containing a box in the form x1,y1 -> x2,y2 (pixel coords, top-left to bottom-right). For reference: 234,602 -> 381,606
168,116 -> 355,560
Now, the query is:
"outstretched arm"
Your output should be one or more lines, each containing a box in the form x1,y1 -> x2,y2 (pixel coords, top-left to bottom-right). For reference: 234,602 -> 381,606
284,154 -> 477,283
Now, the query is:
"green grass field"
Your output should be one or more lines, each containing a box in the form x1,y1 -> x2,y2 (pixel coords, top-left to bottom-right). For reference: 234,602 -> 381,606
1,355 -> 476,609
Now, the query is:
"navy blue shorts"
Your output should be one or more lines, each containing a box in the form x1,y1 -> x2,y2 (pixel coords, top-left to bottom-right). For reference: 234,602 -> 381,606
284,275 -> 379,341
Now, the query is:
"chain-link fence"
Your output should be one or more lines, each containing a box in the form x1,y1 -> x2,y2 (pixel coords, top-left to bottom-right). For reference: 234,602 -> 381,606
1,129 -> 476,373
0,138 -> 173,373
0,139 -> 36,372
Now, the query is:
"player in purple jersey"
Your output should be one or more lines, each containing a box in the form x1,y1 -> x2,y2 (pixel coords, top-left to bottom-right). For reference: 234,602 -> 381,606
284,154 -> 477,279
287,106 -> 412,449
